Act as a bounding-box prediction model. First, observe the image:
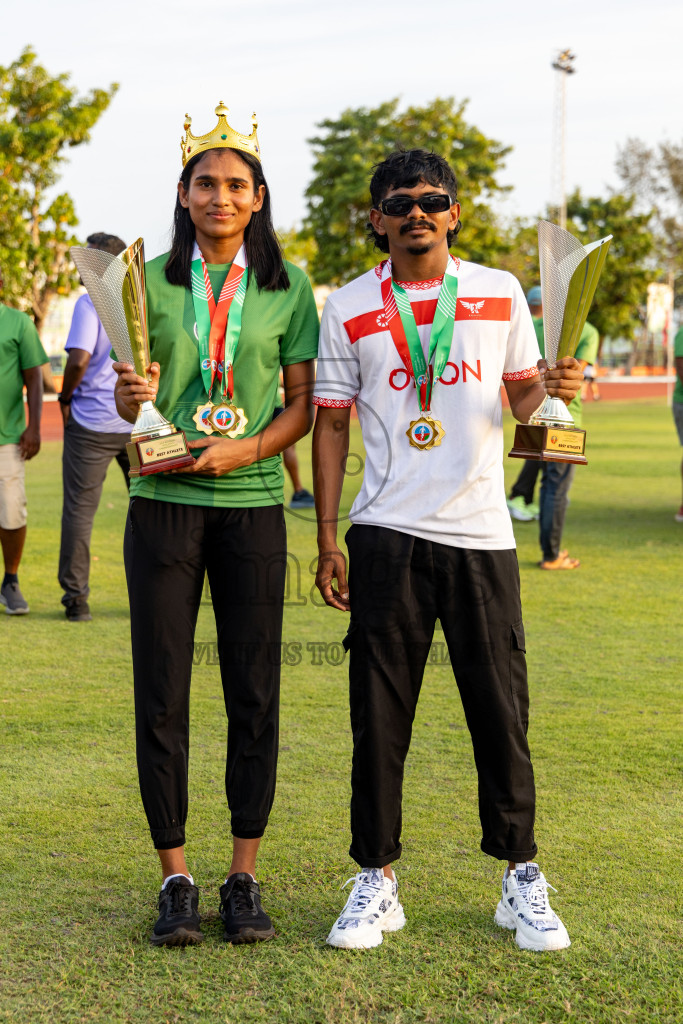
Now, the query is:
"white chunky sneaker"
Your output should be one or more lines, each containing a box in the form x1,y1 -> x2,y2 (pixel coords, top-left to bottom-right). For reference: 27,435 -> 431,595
494,862 -> 571,951
326,868 -> 406,949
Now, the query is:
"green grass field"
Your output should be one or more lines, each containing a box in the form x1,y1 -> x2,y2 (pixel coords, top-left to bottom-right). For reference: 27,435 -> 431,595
1,399 -> 681,1023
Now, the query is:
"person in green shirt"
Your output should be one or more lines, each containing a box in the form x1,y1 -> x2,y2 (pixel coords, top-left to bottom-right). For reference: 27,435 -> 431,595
506,287 -> 544,522
537,316 -> 598,569
113,104 -> 318,947
506,285 -> 598,568
0,274 -> 48,615
673,325 -> 683,522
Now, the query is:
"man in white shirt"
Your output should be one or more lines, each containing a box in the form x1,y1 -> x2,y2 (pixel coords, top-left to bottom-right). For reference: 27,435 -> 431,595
312,149 -> 582,953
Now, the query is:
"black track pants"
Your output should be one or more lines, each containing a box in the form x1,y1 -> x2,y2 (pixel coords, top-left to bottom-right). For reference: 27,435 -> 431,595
124,497 -> 286,849
344,525 -> 537,867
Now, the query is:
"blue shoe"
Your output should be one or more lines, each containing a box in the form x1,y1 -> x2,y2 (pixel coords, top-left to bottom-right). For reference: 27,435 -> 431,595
290,489 -> 315,509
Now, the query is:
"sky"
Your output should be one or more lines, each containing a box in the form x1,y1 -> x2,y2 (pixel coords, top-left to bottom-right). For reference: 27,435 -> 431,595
2,0 -> 681,260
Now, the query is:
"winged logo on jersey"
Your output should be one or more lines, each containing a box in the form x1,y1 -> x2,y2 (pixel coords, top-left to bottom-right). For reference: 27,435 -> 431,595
460,300 -> 485,315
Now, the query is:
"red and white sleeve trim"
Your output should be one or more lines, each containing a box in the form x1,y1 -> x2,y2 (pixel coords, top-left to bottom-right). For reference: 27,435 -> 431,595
312,396 -> 356,408
502,366 -> 539,381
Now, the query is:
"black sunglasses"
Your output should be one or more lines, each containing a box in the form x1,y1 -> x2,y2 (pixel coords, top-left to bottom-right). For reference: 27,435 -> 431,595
377,193 -> 453,217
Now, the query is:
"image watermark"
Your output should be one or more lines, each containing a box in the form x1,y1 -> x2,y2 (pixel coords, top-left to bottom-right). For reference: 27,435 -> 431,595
192,639 -> 453,667
198,546 -> 499,615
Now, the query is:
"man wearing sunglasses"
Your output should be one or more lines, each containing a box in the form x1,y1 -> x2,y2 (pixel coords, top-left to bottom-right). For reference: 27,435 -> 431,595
313,149 -> 582,952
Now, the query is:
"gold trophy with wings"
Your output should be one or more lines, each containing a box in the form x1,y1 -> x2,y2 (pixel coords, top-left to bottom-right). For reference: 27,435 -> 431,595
509,221 -> 611,465
71,239 -> 194,476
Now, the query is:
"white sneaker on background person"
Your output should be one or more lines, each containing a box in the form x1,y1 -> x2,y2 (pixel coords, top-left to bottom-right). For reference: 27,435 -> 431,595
326,868 -> 405,949
494,862 -> 570,951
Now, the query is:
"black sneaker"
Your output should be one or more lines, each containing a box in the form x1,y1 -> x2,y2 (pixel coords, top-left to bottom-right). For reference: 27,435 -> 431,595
219,873 -> 275,944
150,876 -> 204,947
65,599 -> 92,622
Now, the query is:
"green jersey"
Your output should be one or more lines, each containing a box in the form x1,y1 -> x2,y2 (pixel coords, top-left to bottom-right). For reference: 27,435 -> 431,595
533,317 -> 599,429
130,256 -> 319,507
0,304 -> 48,445
674,327 -> 683,405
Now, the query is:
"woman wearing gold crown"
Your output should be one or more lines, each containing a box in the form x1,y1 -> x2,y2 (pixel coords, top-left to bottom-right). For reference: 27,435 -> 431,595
112,103 -> 319,947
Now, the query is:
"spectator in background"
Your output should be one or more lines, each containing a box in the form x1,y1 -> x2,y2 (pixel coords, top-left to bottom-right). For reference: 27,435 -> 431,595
534,297 -> 599,570
581,360 -> 601,402
0,271 -> 48,615
272,381 -> 315,509
673,324 -> 683,522
57,233 -> 131,622
506,286 -> 543,523
507,285 -> 599,567
283,441 -> 315,508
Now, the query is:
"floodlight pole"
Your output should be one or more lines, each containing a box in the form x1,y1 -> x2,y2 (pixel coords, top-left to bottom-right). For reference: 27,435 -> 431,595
551,49 -> 576,230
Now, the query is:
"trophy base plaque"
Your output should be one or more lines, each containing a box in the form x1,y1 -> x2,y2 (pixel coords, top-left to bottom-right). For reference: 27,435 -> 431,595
509,424 -> 587,465
127,429 -> 195,477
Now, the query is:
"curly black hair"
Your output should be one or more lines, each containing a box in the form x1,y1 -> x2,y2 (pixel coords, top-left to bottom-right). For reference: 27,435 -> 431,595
367,149 -> 462,253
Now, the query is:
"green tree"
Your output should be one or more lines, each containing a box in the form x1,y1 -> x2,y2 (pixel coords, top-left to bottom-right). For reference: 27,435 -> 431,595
616,138 -> 683,296
496,217 -> 540,292
301,97 -> 511,286
278,225 -> 319,277
0,47 -> 117,328
565,189 -> 654,346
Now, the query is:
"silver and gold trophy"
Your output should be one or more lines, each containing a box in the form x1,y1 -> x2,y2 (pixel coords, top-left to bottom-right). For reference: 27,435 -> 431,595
70,239 -> 194,477
509,221 -> 612,465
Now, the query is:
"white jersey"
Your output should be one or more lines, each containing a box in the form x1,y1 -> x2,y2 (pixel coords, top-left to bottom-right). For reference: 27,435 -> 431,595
313,256 -> 541,549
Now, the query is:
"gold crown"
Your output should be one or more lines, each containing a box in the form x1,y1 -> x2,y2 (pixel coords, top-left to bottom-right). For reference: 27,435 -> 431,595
181,101 -> 260,167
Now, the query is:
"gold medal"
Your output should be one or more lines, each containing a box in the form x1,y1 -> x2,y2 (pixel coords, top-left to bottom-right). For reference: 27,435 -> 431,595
193,402 -> 215,435
406,416 -> 445,451
209,402 -> 248,438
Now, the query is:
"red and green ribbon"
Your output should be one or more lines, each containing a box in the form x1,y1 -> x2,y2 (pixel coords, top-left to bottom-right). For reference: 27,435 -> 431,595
190,241 -> 248,401
380,256 -> 459,413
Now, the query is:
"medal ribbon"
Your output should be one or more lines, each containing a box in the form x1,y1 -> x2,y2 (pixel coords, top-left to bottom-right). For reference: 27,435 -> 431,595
190,242 -> 248,400
380,257 -> 459,413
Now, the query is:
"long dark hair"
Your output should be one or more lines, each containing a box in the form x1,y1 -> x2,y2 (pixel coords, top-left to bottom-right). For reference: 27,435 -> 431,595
164,148 -> 289,291
367,149 -> 463,254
